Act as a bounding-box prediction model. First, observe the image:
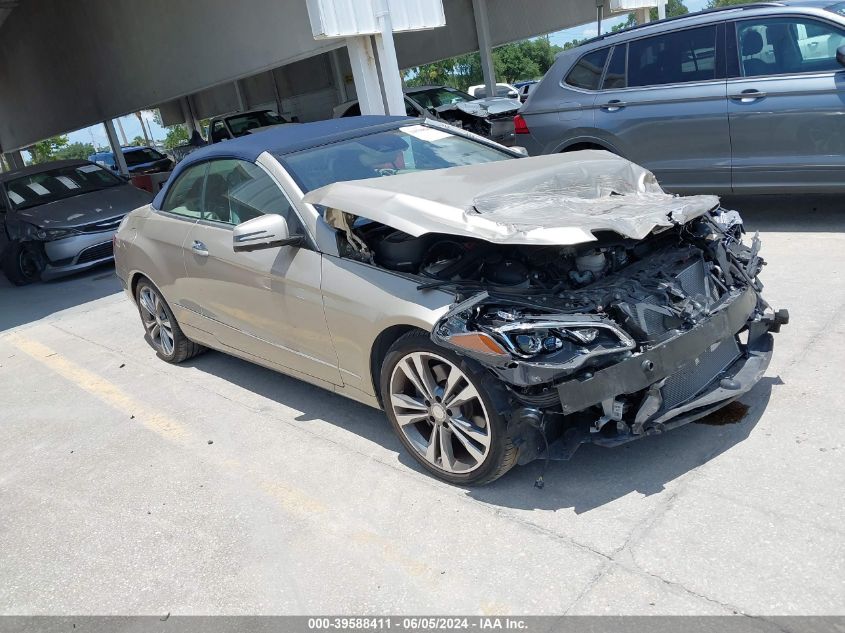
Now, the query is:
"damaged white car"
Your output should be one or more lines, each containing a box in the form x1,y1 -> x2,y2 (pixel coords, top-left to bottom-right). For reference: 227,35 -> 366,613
115,116 -> 787,486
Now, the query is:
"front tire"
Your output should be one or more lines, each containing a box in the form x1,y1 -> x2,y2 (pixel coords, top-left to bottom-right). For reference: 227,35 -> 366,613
381,331 -> 517,486
135,278 -> 204,363
2,242 -> 42,286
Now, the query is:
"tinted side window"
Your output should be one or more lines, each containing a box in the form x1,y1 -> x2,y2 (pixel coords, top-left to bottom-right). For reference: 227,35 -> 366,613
736,17 -> 845,77
202,159 -> 301,229
628,25 -> 718,87
162,163 -> 208,218
603,44 -> 628,89
210,121 -> 228,143
565,48 -> 610,90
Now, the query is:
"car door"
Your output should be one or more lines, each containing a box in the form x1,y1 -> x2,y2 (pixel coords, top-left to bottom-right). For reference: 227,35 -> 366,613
727,15 -> 845,192
143,161 -> 207,327
592,23 -> 731,194
182,158 -> 342,385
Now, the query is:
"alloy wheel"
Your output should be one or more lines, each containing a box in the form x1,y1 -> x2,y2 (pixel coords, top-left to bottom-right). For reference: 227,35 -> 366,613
138,286 -> 175,356
389,351 -> 492,474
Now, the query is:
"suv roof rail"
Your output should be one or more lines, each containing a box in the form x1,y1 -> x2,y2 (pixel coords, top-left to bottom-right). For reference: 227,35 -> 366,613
582,2 -> 785,45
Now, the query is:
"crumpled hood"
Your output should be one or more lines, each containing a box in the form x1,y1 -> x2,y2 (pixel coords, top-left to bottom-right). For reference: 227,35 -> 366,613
303,151 -> 720,246
14,184 -> 153,229
435,96 -> 522,118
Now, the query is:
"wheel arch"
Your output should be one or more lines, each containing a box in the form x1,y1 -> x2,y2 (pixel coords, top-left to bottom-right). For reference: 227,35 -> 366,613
369,324 -> 429,407
559,138 -> 619,154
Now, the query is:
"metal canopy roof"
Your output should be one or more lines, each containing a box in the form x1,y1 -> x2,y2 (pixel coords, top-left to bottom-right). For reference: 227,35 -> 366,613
0,0 -> 608,152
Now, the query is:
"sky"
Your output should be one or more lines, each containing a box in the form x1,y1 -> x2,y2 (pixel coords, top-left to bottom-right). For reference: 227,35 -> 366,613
64,0 -> 711,150
548,0 -> 710,46
68,110 -> 167,149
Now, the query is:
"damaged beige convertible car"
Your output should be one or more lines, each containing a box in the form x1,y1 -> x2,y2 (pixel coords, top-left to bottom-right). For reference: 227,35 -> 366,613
115,116 -> 787,485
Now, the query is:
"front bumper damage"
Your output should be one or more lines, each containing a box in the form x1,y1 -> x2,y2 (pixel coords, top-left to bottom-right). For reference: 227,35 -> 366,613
429,215 -> 787,466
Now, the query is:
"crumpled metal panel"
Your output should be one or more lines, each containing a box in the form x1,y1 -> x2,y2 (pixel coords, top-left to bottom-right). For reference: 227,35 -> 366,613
304,150 -> 720,246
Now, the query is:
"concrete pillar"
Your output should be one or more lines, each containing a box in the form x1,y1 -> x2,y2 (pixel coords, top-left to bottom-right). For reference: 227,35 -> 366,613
233,80 -> 246,112
103,120 -> 129,177
346,35 -> 385,115
596,0 -> 604,35
635,7 -> 650,24
3,150 -> 25,170
330,48 -> 349,104
271,69 -> 285,115
373,0 -> 406,116
180,97 -> 200,136
657,0 -> 667,19
472,0 -> 496,99
116,117 -> 129,145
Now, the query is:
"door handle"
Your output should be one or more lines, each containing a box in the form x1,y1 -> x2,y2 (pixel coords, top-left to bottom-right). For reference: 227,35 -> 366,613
191,240 -> 209,257
729,89 -> 767,102
600,99 -> 626,112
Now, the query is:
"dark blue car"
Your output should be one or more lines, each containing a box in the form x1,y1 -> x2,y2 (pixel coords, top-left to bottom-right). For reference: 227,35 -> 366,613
89,146 -> 173,176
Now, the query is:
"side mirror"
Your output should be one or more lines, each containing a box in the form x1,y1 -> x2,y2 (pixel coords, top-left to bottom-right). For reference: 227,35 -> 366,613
233,214 -> 304,252
838,45 -> 845,68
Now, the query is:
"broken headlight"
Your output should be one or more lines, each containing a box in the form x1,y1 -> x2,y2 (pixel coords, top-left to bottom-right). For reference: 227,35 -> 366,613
493,322 -> 632,361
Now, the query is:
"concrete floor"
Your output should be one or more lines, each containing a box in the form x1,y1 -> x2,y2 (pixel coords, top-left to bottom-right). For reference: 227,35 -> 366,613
1,197 -> 843,615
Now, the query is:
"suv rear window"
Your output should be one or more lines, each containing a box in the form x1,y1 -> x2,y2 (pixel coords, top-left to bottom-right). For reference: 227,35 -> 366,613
565,48 -> 610,90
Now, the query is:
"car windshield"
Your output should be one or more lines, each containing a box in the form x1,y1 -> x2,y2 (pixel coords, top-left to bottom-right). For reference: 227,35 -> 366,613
408,88 -> 473,109
281,124 -> 513,195
3,163 -> 123,210
827,1 -> 845,16
226,111 -> 286,137
124,148 -> 166,166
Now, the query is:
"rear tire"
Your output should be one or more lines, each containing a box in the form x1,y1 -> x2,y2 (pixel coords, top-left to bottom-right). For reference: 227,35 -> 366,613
380,331 -> 518,486
135,278 -> 204,363
2,242 -> 42,286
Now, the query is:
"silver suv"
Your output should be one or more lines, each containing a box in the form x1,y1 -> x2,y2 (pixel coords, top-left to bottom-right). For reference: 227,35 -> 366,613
517,1 -> 845,194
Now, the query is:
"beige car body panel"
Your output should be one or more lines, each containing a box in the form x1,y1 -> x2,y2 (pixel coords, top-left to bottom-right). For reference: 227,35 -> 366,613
117,152 -> 452,409
304,151 -> 720,245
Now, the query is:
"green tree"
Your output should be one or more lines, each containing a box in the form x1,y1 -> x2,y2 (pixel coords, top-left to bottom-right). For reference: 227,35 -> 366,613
162,125 -> 189,150
621,0 -> 689,27
53,141 -> 95,161
27,135 -> 69,164
707,0 -> 753,7
130,135 -> 146,147
403,37 -> 564,92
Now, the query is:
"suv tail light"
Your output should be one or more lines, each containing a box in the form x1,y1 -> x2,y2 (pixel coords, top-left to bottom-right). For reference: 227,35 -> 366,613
513,114 -> 529,135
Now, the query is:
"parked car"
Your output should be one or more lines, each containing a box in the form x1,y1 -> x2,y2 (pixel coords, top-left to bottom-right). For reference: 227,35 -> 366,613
467,82 -> 520,99
0,160 -> 153,284
334,85 -> 522,145
517,1 -> 845,194
515,80 -> 539,102
114,116 -> 786,486
89,146 -> 174,175
208,109 -> 294,143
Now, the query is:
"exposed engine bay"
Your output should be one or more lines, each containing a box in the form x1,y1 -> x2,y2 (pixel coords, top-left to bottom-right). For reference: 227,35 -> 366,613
338,208 -> 787,463
431,98 -> 522,138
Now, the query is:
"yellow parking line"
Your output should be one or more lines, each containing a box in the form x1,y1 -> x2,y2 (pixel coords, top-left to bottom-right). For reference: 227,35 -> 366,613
5,332 -> 452,598
6,333 -> 191,441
